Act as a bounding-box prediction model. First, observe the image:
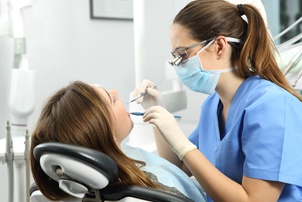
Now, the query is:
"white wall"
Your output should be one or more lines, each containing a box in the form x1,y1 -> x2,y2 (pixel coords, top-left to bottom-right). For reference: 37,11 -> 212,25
0,0 -> 205,201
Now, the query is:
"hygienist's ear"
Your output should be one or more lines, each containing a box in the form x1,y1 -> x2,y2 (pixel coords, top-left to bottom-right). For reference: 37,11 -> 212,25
215,36 -> 228,58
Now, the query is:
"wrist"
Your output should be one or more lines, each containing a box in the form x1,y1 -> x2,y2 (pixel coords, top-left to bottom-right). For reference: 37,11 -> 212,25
173,136 -> 197,160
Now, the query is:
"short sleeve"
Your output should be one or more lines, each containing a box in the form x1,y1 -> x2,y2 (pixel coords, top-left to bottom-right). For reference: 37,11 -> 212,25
242,91 -> 302,186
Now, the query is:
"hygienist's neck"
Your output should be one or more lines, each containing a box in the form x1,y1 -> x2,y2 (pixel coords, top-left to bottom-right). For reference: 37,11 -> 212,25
216,71 -> 245,109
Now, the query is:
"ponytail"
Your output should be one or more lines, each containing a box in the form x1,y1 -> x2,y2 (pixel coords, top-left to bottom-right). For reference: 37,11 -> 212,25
238,4 -> 302,101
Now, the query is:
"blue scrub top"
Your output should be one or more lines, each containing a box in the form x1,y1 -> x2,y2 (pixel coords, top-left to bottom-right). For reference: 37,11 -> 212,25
189,76 -> 302,202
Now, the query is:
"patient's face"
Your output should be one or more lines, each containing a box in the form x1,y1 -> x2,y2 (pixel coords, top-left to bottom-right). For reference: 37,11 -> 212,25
93,86 -> 134,144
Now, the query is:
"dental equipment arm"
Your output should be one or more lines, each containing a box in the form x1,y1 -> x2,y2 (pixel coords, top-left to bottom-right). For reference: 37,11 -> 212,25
8,0 -> 35,129
6,121 -> 14,202
277,32 -> 302,52
273,17 -> 302,42
283,48 -> 302,76
292,67 -> 302,88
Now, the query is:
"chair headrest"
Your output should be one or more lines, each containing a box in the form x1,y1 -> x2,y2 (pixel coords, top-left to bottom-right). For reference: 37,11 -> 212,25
33,142 -> 119,196
34,142 -> 118,183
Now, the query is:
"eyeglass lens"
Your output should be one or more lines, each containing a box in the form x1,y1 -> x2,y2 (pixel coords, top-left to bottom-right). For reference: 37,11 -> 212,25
171,49 -> 189,64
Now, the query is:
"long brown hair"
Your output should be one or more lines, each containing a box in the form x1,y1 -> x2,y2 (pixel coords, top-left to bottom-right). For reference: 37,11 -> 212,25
174,0 -> 302,101
30,81 -> 158,201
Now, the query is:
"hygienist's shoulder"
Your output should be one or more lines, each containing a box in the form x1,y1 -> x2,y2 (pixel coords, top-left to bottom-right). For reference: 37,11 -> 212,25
247,76 -> 300,102
237,76 -> 302,113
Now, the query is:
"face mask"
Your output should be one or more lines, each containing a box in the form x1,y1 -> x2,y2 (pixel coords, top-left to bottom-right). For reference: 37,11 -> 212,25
174,39 -> 235,95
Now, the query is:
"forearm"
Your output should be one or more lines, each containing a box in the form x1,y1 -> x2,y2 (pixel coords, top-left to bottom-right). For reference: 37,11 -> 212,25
184,149 -> 245,201
183,149 -> 283,202
152,126 -> 183,168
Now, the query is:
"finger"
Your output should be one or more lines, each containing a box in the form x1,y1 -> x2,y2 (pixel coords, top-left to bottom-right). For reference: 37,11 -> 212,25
143,112 -> 158,124
142,106 -> 156,120
136,97 -> 143,103
143,106 -> 163,120
144,79 -> 156,87
131,89 -> 137,98
146,87 -> 160,98
130,89 -> 142,103
140,80 -> 156,92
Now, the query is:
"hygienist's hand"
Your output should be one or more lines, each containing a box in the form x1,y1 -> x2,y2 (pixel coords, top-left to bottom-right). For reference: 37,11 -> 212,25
143,106 -> 196,159
131,79 -> 163,109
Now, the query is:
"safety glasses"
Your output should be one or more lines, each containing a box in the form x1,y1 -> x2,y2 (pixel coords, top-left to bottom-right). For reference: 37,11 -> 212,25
168,37 -> 215,66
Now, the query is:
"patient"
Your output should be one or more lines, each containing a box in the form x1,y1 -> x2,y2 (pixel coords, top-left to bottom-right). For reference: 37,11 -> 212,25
30,80 -> 205,202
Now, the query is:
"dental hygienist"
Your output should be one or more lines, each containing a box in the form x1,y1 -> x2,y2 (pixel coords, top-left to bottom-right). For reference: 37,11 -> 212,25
132,1 -> 302,201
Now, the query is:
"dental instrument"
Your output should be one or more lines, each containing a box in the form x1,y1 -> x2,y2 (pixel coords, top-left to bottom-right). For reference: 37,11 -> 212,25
25,129 -> 30,202
6,120 -> 14,202
131,112 -> 181,119
127,79 -> 162,104
283,48 -> 302,76
292,67 -> 302,88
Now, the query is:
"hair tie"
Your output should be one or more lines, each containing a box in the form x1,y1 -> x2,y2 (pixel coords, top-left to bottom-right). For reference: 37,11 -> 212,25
237,4 -> 244,16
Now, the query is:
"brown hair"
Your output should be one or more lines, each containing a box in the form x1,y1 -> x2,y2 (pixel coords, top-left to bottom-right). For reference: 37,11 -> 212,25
174,0 -> 302,101
30,81 -> 158,201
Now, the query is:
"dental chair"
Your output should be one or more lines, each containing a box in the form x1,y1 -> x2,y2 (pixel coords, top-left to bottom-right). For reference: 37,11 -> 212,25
30,142 -> 193,202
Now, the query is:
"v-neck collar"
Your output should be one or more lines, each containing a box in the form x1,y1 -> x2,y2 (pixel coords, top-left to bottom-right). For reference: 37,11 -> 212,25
215,77 -> 252,141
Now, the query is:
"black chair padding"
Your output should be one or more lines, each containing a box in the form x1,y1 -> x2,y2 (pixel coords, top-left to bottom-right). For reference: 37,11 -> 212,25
33,142 -> 118,184
30,182 -> 193,202
100,185 -> 194,202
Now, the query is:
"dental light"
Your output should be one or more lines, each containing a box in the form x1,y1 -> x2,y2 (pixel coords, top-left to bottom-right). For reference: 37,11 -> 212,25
0,0 -> 35,202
